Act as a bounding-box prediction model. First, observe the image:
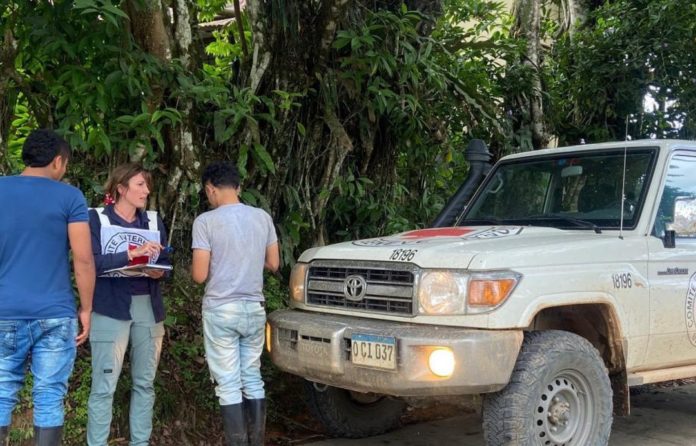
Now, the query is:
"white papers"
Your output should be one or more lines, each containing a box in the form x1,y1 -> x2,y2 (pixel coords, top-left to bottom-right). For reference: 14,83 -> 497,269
102,263 -> 173,277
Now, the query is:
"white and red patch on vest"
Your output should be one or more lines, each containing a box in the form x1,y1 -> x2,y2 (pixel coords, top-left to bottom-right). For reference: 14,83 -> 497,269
399,227 -> 475,239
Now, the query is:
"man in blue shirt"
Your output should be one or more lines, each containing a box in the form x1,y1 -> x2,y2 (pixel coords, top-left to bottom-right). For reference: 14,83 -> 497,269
0,129 -> 95,445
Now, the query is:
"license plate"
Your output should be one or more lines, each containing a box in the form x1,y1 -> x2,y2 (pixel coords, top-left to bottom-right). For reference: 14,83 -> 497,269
351,333 -> 396,370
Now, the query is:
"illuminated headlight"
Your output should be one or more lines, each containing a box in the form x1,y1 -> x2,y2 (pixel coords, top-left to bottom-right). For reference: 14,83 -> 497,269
289,262 -> 308,304
418,270 -> 521,315
418,271 -> 468,314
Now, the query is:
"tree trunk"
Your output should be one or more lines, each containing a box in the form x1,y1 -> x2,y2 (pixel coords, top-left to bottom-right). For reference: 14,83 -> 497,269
557,0 -> 591,37
241,0 -> 356,246
511,0 -> 551,150
237,0 -> 446,247
164,0 -> 200,227
124,0 -> 200,231
568,0 -> 592,33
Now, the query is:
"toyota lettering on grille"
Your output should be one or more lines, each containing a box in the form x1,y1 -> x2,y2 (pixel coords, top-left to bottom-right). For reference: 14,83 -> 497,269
343,275 -> 367,301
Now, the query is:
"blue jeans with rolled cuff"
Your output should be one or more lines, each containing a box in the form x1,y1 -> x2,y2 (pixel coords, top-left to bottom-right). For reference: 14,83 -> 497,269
203,300 -> 266,406
0,317 -> 78,428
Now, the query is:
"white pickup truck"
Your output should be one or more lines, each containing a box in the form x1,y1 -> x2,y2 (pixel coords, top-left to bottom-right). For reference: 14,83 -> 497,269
267,139 -> 696,446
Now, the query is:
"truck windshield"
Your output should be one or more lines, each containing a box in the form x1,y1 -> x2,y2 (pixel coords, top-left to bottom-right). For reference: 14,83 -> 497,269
459,148 -> 657,230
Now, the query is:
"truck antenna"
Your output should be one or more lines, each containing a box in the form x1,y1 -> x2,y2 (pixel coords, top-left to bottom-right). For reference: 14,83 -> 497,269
619,115 -> 629,240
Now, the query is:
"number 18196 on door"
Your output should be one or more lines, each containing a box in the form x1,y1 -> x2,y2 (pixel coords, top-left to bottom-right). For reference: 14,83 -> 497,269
351,333 -> 396,370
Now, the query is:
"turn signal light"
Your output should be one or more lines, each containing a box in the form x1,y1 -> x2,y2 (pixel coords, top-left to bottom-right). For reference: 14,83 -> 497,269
265,323 -> 272,353
468,278 -> 518,307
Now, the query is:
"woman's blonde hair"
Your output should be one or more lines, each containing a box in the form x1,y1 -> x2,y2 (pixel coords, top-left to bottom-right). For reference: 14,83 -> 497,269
104,163 -> 153,204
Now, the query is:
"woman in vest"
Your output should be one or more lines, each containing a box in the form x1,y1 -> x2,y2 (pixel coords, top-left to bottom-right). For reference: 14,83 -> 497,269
86,163 -> 171,446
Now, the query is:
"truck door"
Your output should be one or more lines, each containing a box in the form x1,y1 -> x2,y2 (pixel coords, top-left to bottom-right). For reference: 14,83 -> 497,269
646,152 -> 696,368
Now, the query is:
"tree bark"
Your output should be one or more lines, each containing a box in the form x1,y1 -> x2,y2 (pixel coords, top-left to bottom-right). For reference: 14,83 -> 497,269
230,0 -> 448,248
124,0 -> 200,226
556,0 -> 591,37
125,0 -> 171,63
511,0 -> 551,149
246,0 -> 272,94
233,0 -> 248,60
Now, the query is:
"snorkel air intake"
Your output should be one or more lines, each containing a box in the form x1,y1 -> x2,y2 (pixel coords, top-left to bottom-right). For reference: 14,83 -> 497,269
431,139 -> 492,228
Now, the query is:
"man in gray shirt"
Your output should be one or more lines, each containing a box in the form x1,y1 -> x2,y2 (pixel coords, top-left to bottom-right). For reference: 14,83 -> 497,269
191,161 -> 279,446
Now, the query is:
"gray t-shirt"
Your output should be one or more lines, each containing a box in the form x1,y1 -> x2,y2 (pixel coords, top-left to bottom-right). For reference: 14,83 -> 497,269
192,203 -> 277,309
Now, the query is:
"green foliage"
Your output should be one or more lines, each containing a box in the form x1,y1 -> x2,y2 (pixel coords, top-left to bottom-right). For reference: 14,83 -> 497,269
212,89 -> 266,144
17,0 -> 696,443
264,273 -> 290,312
547,0 -> 696,143
2,0 -> 517,260
5,100 -> 33,173
64,357 -> 92,442
196,0 -> 231,22
321,0 -> 515,239
3,0 -> 175,165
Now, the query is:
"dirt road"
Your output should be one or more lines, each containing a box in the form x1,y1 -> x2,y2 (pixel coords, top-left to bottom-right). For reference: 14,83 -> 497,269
308,384 -> 696,446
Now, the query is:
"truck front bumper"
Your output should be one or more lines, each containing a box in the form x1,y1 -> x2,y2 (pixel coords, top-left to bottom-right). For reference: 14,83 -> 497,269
267,309 -> 523,397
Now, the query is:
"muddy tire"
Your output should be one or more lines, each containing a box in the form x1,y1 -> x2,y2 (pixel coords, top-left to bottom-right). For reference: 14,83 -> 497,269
304,381 -> 406,438
482,330 -> 612,446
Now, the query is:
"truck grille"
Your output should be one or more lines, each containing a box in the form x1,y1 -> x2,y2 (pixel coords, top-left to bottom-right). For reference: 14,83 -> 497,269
306,262 -> 416,316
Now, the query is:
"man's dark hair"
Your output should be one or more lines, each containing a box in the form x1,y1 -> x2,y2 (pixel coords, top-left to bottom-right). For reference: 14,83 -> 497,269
22,129 -> 71,168
202,161 -> 241,188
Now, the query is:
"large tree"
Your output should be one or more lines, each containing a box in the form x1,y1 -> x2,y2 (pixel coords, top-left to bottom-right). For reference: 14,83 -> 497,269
1,0 -> 512,251
548,0 -> 696,143
0,0 -> 515,441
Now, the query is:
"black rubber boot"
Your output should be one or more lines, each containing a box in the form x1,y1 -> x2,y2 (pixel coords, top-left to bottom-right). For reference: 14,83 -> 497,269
34,426 -> 63,446
0,426 -> 8,446
245,398 -> 266,446
221,403 -> 247,446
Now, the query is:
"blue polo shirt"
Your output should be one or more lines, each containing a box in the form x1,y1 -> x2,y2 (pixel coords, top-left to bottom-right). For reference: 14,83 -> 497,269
0,175 -> 88,319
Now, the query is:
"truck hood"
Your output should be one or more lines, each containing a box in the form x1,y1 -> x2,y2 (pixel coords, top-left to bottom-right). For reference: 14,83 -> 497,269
301,226 -> 637,269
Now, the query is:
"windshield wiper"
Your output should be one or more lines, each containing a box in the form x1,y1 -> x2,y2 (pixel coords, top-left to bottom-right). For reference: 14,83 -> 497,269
525,215 -> 602,234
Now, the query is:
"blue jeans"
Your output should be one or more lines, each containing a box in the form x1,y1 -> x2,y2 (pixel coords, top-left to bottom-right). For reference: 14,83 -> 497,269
203,301 -> 266,405
0,318 -> 77,428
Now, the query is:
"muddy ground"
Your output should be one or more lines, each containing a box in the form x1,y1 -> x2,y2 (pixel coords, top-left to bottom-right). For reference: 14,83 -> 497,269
304,381 -> 696,446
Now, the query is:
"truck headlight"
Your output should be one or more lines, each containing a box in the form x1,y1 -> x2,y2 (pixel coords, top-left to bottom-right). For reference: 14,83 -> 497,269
289,262 -> 308,303
418,271 -> 468,314
417,270 -> 521,315
466,271 -> 521,314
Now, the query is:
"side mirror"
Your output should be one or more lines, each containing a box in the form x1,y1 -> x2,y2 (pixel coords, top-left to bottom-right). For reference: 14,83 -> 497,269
671,197 -> 696,237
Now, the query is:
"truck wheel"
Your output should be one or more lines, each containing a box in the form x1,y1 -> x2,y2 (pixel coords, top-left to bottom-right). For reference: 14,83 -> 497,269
304,381 -> 406,438
482,330 -> 612,446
